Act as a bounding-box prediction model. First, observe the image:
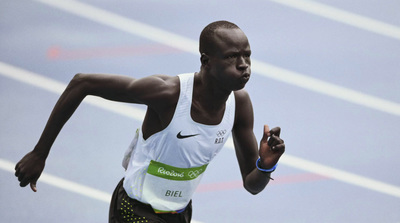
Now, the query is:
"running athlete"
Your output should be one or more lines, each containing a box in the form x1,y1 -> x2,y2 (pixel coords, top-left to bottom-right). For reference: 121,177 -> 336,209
14,20 -> 285,223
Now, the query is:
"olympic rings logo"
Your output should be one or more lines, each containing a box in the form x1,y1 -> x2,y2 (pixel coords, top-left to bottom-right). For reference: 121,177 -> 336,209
188,170 -> 201,179
216,130 -> 227,137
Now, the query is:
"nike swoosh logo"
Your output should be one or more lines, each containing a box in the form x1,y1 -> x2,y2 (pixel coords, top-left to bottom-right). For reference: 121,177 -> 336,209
176,131 -> 199,139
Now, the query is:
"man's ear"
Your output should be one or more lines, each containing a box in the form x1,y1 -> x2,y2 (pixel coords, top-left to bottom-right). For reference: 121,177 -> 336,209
200,53 -> 209,67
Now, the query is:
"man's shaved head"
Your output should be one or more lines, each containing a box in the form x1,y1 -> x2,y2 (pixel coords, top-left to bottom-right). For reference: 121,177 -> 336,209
199,20 -> 240,55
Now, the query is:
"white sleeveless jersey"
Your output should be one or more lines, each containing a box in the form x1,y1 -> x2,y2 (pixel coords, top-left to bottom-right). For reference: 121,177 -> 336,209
123,73 -> 235,212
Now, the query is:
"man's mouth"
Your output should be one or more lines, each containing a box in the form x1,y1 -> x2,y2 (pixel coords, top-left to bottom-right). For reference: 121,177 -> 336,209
241,73 -> 250,81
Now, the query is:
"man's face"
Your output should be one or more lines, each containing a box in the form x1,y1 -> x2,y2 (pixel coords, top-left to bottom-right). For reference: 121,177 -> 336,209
207,28 -> 251,91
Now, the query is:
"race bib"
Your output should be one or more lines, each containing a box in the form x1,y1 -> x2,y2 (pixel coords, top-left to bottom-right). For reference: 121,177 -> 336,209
142,160 -> 208,212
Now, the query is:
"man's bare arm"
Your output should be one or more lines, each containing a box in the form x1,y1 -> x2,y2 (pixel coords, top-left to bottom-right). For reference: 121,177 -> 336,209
15,73 -> 177,191
232,90 -> 285,195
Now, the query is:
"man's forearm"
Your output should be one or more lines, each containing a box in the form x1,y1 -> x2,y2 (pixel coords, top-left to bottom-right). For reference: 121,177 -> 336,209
243,167 -> 272,195
34,75 -> 87,157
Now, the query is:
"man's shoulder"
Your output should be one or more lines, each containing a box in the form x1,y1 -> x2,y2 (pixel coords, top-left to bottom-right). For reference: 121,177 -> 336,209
233,89 -> 253,123
142,74 -> 180,91
149,74 -> 179,83
152,72 -> 196,92
234,89 -> 251,102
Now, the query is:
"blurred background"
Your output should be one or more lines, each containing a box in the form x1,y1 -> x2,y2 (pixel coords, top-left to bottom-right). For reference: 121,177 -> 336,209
1,0 -> 399,222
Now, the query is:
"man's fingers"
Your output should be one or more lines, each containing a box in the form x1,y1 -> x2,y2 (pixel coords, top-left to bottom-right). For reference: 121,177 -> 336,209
268,135 -> 284,148
267,134 -> 279,146
262,125 -> 285,153
269,127 -> 281,137
271,143 -> 285,152
15,168 -> 20,177
14,162 -> 22,177
17,171 -> 25,182
14,162 -> 20,171
18,175 -> 39,192
262,125 -> 270,141
19,177 -> 30,187
30,182 -> 37,192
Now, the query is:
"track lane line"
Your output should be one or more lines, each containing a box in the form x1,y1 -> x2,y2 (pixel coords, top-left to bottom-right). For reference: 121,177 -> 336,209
0,158 -> 111,202
1,61 -> 400,199
0,160 -> 203,223
269,0 -> 400,41
252,61 -> 400,116
0,61 -> 146,120
32,0 -> 400,117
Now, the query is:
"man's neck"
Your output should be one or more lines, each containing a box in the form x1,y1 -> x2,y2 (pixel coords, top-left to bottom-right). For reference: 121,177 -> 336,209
193,71 -> 231,111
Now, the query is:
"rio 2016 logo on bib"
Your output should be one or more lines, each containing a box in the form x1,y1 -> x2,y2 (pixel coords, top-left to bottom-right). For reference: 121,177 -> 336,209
157,167 -> 185,178
147,160 -> 208,181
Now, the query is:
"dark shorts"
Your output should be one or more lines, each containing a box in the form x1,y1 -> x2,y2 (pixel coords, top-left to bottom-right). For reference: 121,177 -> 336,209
109,179 -> 192,223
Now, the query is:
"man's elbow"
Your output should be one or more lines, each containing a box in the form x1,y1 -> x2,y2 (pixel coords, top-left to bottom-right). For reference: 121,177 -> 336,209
67,73 -> 90,93
244,183 -> 263,195
71,73 -> 86,86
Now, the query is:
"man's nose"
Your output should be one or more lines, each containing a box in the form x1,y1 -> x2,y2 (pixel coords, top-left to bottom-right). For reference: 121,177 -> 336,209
237,56 -> 249,70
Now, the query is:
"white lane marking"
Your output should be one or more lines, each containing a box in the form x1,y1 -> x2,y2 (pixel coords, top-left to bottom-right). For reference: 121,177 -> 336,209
32,0 -> 400,117
35,0 -> 198,54
224,138 -> 400,198
1,62 -> 400,199
252,62 -> 400,116
278,155 -> 400,198
269,0 -> 400,40
0,61 -> 145,120
1,158 -> 111,202
1,161 -> 203,223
